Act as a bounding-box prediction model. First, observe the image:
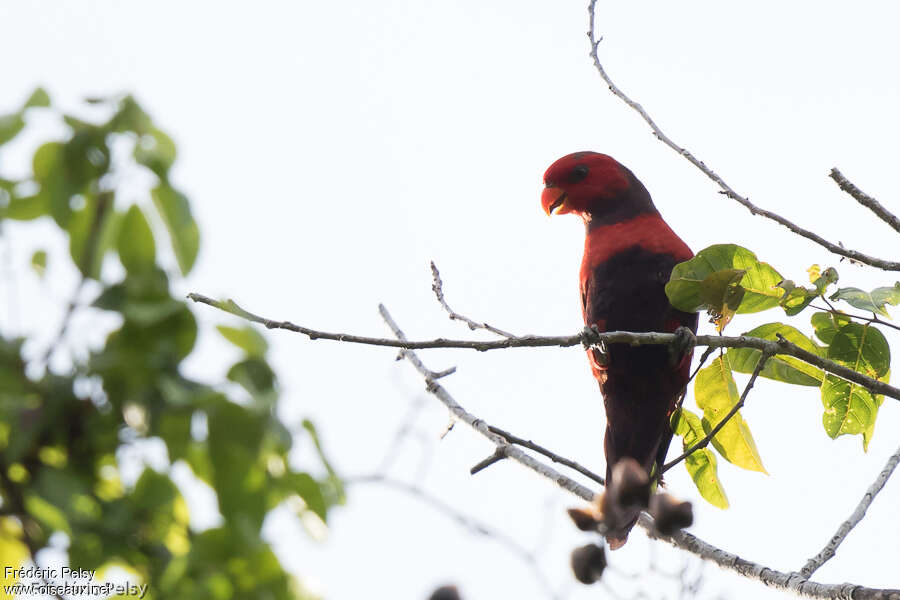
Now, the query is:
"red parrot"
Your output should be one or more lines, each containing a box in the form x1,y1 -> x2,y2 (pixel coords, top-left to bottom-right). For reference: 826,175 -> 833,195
541,152 -> 698,548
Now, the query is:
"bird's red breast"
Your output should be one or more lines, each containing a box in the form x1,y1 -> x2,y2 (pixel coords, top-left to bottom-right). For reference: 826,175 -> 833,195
580,213 -> 693,324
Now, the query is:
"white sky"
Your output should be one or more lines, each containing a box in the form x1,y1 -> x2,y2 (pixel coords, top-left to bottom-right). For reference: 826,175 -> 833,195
2,1 -> 900,598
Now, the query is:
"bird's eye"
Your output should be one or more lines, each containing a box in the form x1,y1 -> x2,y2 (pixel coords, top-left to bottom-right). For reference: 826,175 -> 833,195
570,164 -> 589,183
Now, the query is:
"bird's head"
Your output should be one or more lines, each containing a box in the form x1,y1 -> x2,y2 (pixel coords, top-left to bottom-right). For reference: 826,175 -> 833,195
541,152 -> 654,222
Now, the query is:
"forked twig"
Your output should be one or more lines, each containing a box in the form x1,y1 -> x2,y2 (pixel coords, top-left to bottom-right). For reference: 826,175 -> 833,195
431,261 -> 517,338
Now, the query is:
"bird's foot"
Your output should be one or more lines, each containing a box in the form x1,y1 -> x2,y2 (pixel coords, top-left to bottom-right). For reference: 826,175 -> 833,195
581,325 -> 603,350
669,326 -> 696,365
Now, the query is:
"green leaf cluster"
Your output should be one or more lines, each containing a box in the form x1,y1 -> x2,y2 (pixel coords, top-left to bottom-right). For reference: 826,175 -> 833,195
666,244 -> 783,330
0,90 -> 337,598
666,245 -> 894,506
1,91 -> 199,279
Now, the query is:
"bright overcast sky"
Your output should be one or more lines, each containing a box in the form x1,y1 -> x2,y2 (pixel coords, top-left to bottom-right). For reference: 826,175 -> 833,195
2,1 -> 900,599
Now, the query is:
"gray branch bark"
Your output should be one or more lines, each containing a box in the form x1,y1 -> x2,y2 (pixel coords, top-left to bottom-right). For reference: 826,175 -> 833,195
829,168 -> 900,235
187,293 -> 900,403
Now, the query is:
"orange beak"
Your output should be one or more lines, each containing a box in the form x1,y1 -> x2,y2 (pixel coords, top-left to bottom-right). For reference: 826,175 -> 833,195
541,185 -> 568,216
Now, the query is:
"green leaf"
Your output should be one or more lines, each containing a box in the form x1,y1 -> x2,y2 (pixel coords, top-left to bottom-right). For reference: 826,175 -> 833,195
862,372 -> 886,451
694,356 -> 766,473
121,297 -> 184,327
156,410 -> 192,461
5,195 -> 49,220
117,205 -> 156,273
819,321 -> 889,444
227,358 -> 276,405
670,409 -> 729,509
666,244 -> 783,315
24,493 -> 72,535
813,267 -> 839,290
217,325 -> 268,357
286,472 -> 328,521
777,265 -> 836,317
108,95 -> 153,134
68,193 -> 118,279
32,141 -> 74,226
821,375 -> 879,438
0,113 -> 25,146
727,323 -> 824,386
30,250 -> 47,277
810,311 -> 851,345
829,322 -> 890,379
24,87 -> 51,109
151,184 -> 199,275
131,468 -> 177,512
302,419 -> 344,508
130,469 -> 182,542
871,284 -> 900,315
32,141 -> 62,180
699,269 -> 746,331
830,285 -> 900,318
185,443 -> 214,484
207,402 -> 267,527
0,520 -> 30,586
136,128 -> 177,179
777,280 -> 817,316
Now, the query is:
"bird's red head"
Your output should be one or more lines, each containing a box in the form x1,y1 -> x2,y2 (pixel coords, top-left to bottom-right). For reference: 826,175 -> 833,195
541,152 -> 635,219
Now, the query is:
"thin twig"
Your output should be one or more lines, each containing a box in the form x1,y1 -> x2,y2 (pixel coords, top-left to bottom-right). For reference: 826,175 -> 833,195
586,1 -> 900,272
376,396 -> 429,475
662,351 -> 771,474
347,474 -> 561,600
798,441 -> 900,578
672,345 -> 717,416
689,346 -> 716,385
829,168 -> 900,234
810,304 -> 900,333
488,425 -> 605,486
431,261 -> 517,338
470,447 -> 509,475
188,293 -> 900,402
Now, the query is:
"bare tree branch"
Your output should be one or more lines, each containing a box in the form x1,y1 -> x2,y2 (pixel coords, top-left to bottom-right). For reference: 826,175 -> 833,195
187,291 -> 585,351
585,1 -> 900,272
380,302 -> 900,599
642,514 -> 900,600
347,474 -> 561,600
187,293 -> 900,403
662,351 -> 771,474
431,261 -> 517,338
488,425 -> 606,486
829,168 -> 900,235
798,441 -> 900,578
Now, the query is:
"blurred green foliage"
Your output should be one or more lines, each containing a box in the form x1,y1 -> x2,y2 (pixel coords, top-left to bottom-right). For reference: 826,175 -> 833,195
0,90 -> 342,599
